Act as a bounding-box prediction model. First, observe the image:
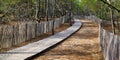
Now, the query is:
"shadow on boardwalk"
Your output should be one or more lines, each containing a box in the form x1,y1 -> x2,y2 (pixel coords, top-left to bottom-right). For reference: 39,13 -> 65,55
34,19 -> 103,60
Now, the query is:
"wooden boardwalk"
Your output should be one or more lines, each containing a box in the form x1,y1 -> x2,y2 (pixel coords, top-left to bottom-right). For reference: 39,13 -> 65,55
34,19 -> 103,60
0,19 -> 82,60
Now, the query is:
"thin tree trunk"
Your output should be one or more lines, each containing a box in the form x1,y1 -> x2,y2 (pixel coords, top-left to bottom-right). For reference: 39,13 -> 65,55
52,0 -> 55,35
43,0 -> 46,20
116,18 -> 120,33
69,0 -> 72,26
107,0 -> 115,34
45,0 -> 49,21
35,0 -> 40,20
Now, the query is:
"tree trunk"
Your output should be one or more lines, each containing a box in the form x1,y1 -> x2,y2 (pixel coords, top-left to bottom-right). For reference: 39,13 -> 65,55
52,0 -> 55,35
45,0 -> 49,21
69,0 -> 72,26
107,0 -> 115,34
35,0 -> 40,20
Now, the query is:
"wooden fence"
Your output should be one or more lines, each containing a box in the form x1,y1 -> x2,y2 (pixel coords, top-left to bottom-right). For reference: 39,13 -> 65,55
85,15 -> 119,60
0,16 -> 69,49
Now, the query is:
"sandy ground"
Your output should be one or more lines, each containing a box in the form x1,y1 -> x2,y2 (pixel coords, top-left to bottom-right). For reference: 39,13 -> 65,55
34,19 -> 103,60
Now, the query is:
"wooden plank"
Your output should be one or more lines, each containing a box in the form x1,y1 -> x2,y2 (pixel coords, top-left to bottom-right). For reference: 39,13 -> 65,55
13,24 -> 19,45
1,26 -> 13,48
26,22 -> 36,40
113,35 -> 119,60
48,21 -> 52,32
18,23 -> 26,43
0,26 -> 3,48
101,29 -> 106,57
118,37 -> 120,60
46,22 -> 48,32
104,30 -> 111,58
39,23 -> 43,35
41,22 -> 44,34
36,23 -> 41,36
26,23 -> 30,40
31,22 -> 36,38
105,33 -> 114,60
43,22 -> 46,33
51,20 -> 53,31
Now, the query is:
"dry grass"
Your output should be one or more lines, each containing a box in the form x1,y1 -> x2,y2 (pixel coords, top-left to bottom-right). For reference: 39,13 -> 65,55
34,19 -> 103,60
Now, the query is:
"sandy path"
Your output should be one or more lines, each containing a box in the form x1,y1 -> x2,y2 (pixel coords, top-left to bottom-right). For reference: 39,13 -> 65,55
34,19 -> 103,60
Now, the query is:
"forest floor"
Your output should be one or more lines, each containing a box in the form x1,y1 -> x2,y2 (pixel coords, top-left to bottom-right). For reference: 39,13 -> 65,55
34,19 -> 103,60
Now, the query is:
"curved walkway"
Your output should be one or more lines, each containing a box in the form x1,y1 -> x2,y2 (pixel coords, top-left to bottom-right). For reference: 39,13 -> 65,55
34,19 -> 103,60
0,19 -> 82,60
